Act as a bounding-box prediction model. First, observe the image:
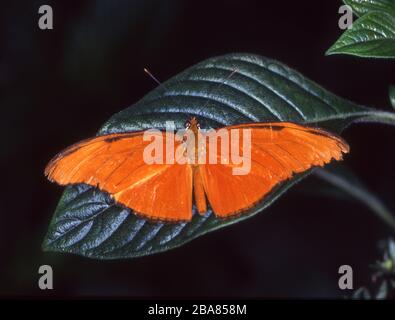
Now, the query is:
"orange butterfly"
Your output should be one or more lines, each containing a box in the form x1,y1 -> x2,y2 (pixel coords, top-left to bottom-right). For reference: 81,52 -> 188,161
45,118 -> 349,221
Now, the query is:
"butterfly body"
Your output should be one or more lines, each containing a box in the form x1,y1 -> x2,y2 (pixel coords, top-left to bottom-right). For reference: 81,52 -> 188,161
45,118 -> 349,222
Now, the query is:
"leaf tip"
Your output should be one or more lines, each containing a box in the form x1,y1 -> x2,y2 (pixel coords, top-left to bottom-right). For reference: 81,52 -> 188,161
325,48 -> 336,56
41,237 -> 53,252
325,43 -> 343,56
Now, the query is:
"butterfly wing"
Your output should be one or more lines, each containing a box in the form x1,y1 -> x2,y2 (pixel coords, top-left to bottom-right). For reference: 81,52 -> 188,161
45,132 -> 193,221
198,122 -> 349,218
46,122 -> 349,221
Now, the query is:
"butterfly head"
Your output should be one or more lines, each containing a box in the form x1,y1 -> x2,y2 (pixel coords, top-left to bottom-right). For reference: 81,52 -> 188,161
185,117 -> 200,131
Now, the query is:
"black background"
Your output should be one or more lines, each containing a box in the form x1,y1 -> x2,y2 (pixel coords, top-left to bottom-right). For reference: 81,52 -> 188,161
1,0 -> 395,298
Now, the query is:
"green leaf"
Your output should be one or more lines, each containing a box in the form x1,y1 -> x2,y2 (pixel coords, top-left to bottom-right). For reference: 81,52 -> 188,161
43,53 -> 395,259
343,0 -> 395,17
352,287 -> 371,299
326,11 -> 395,58
390,85 -> 395,109
376,280 -> 389,299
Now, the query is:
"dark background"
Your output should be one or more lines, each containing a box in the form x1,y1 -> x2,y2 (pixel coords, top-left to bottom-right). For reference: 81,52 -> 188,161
1,0 -> 395,298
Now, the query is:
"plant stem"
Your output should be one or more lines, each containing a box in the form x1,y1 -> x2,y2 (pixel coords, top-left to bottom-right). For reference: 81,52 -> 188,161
314,168 -> 395,232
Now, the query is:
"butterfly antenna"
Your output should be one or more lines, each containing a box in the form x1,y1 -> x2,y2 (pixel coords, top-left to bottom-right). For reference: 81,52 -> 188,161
144,67 -> 162,86
144,67 -> 183,130
200,68 -> 239,110
144,67 -> 180,97
144,67 -> 239,127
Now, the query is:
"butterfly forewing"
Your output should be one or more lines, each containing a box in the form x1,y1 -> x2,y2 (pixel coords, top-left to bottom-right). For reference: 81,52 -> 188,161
197,122 -> 349,218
